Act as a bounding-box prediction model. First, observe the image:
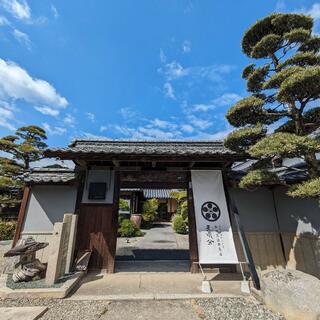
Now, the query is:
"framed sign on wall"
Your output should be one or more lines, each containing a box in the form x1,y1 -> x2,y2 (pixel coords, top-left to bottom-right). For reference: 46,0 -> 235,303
88,182 -> 107,200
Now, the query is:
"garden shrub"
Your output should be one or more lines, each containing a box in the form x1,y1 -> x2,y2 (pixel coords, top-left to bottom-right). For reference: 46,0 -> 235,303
118,219 -> 143,237
171,190 -> 188,219
119,198 -> 130,211
141,198 -> 158,228
0,221 -> 16,241
172,215 -> 188,234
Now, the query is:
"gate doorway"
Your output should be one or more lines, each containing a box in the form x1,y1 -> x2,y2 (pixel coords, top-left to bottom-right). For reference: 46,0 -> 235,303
116,187 -> 190,272
115,170 -> 198,272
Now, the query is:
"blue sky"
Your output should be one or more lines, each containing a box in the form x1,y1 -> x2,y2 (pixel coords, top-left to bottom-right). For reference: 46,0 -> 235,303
0,0 -> 320,148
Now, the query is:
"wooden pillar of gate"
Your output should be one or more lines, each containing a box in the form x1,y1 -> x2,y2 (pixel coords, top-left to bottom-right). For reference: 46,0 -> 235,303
187,172 -> 199,273
108,170 -> 120,273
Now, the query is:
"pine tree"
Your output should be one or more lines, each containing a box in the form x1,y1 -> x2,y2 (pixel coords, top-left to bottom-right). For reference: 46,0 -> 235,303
224,13 -> 320,198
0,125 -> 47,207
0,126 -> 47,170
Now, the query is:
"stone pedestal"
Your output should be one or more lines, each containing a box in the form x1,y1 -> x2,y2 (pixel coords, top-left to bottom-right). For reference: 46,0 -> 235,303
45,214 -> 78,285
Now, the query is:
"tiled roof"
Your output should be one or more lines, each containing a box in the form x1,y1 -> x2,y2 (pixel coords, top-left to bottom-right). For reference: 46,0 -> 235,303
24,168 -> 77,184
121,188 -> 175,199
45,140 -> 238,159
143,189 -> 174,199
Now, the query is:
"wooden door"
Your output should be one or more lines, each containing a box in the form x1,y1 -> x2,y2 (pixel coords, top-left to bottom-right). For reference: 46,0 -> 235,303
76,204 -> 118,271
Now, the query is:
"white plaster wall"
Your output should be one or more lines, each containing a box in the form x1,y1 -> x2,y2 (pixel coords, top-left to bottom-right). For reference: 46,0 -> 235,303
230,187 -> 279,232
82,169 -> 114,204
273,186 -> 320,235
229,186 -> 320,235
22,185 -> 77,232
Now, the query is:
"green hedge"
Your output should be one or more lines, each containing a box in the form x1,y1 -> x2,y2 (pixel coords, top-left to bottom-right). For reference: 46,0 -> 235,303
172,215 -> 188,234
118,219 -> 143,237
0,221 -> 16,241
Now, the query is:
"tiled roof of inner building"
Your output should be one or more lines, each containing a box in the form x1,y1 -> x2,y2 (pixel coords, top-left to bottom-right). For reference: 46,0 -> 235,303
24,168 -> 77,184
45,140 -> 236,157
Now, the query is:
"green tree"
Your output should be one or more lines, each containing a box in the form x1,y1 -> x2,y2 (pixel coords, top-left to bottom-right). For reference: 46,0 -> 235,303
170,190 -> 188,219
0,158 -> 23,207
119,198 -> 130,211
0,126 -> 47,208
0,126 -> 47,170
141,198 -> 158,227
224,13 -> 320,198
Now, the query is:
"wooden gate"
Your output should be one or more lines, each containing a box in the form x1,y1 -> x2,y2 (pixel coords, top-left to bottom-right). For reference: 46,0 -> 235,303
76,204 -> 117,271
75,172 -> 120,272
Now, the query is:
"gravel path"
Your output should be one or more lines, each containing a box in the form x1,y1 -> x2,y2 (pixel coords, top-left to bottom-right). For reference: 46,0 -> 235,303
196,297 -> 285,320
0,241 -> 11,271
0,297 -> 285,320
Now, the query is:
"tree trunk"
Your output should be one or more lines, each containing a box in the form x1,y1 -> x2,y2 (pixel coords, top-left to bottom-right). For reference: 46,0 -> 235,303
24,157 -> 30,170
304,152 -> 319,179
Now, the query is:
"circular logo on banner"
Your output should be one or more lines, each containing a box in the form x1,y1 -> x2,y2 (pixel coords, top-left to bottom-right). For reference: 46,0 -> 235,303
201,201 -> 221,222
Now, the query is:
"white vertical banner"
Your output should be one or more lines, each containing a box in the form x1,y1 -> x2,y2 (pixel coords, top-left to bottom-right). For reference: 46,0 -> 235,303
191,170 -> 238,264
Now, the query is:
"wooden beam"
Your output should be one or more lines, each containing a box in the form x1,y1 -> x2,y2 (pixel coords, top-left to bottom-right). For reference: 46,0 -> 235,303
187,173 -> 199,273
74,160 -> 87,168
112,160 -> 120,167
189,161 -> 195,168
121,181 -> 188,189
120,170 -> 189,184
114,166 -> 142,171
108,170 -> 120,273
12,186 -> 31,247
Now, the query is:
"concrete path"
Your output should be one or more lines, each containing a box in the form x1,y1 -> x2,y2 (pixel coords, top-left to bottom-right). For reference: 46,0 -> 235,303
70,269 -> 245,300
116,222 -> 189,261
0,306 -> 47,320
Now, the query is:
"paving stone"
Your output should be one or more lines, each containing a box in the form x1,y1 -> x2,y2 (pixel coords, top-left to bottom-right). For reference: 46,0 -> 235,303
0,306 -> 47,320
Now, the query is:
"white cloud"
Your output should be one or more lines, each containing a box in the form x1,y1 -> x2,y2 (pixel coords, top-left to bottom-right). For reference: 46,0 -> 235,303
148,118 -> 177,130
159,49 -> 166,63
180,124 -> 194,133
34,105 -> 59,117
164,82 -> 176,100
0,15 -> 10,26
114,123 -> 182,140
137,127 -> 180,140
81,132 -> 110,140
187,114 -> 212,129
119,107 -> 137,121
42,122 -> 66,135
190,93 -> 242,113
100,125 -> 108,132
50,4 -> 58,19
86,112 -> 95,122
306,3 -> 320,20
189,128 -> 232,140
161,61 -> 188,80
1,0 -> 31,21
63,114 -> 76,126
212,92 -> 242,106
0,106 -> 16,130
276,0 -> 285,11
12,28 -> 31,49
160,60 -> 234,83
193,103 -> 216,112
0,58 -> 68,107
182,40 -> 191,53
